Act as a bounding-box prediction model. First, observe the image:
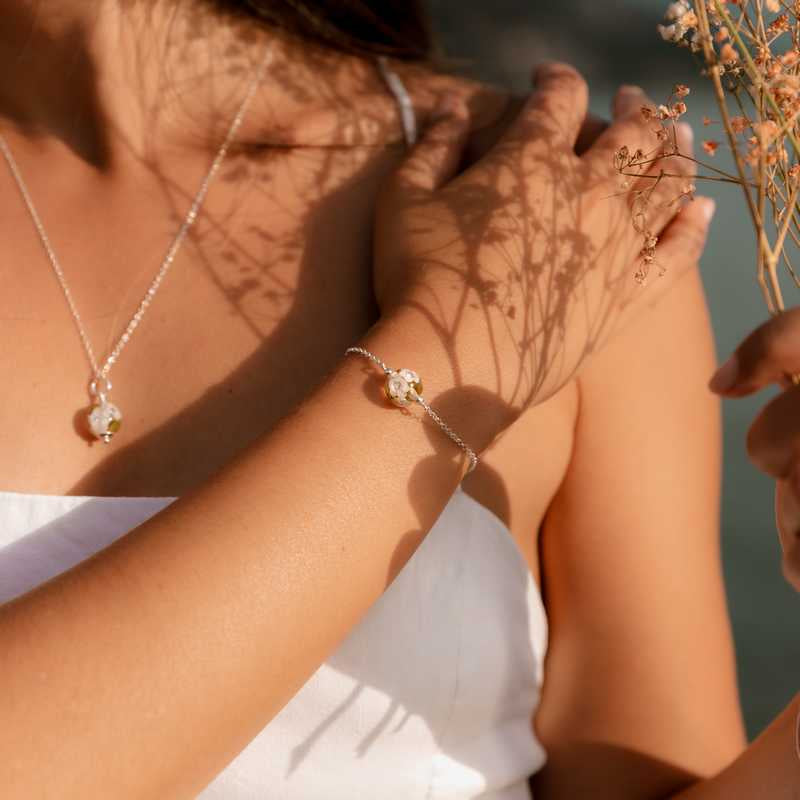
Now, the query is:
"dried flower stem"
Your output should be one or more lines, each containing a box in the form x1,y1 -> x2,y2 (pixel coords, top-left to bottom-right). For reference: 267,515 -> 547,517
697,0 -> 784,312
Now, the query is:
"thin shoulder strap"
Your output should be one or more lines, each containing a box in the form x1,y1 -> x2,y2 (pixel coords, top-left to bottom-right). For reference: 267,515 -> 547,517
376,55 -> 418,149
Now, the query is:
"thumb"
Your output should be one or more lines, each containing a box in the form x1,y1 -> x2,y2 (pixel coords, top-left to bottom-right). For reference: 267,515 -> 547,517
387,94 -> 471,193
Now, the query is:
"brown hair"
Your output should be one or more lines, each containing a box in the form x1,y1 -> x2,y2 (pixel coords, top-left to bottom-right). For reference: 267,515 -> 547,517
210,0 -> 435,61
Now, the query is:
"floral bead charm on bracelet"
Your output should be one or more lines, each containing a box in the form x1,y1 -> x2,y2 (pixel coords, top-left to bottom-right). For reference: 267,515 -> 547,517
384,368 -> 423,407
344,346 -> 478,474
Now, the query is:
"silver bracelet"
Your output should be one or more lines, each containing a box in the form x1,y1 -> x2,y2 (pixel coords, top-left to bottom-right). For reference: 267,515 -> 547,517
344,346 -> 479,475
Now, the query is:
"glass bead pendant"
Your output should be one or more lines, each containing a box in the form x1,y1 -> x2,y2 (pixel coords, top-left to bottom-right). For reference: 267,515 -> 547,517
87,374 -> 122,443
384,368 -> 423,407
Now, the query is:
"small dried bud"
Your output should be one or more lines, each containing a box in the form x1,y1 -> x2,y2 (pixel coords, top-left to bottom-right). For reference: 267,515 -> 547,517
702,115 -> 713,126
674,83 -> 691,97
702,140 -> 720,155
753,119 -> 779,144
614,145 -> 630,170
658,22 -> 685,42
720,43 -> 739,62
781,50 -> 800,67
767,13 -> 790,35
730,115 -> 749,133
665,1 -> 691,21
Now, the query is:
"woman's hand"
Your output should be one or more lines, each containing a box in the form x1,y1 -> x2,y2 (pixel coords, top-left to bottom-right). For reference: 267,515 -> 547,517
709,308 -> 800,590
373,61 -> 715,415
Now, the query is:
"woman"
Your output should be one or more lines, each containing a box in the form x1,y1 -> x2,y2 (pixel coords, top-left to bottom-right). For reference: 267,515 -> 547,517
0,0 -> 793,797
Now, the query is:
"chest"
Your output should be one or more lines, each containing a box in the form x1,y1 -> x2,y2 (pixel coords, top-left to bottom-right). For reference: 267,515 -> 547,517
0,142 -> 578,579
0,144 -> 391,492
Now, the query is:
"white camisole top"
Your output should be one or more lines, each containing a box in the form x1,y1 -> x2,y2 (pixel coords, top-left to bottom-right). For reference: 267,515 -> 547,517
0,61 -> 549,799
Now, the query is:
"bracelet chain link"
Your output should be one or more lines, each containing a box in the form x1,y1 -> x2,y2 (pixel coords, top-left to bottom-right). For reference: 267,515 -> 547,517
344,346 -> 478,475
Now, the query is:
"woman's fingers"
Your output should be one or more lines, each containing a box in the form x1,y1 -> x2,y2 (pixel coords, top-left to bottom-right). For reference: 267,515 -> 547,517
385,94 -> 472,194
774,476 -> 800,591
628,121 -> 696,237
585,85 -> 660,182
646,195 -> 715,279
745,384 -> 800,477
575,112 -> 609,155
482,61 -> 589,161
708,307 -> 800,397
710,308 -> 800,591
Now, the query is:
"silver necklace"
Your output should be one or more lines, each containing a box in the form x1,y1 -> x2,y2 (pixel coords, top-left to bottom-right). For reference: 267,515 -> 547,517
0,48 -> 271,443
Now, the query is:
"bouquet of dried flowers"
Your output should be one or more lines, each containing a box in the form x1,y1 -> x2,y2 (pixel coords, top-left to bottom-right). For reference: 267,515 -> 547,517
619,0 -> 800,313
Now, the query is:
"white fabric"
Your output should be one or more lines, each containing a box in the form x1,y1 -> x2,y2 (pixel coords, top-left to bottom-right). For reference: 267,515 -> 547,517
0,485 -> 548,798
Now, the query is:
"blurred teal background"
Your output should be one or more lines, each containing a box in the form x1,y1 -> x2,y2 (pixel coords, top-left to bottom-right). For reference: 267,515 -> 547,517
429,0 -> 799,738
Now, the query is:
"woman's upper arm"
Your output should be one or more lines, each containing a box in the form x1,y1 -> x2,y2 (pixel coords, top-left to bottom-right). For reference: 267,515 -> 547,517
531,264 -> 747,798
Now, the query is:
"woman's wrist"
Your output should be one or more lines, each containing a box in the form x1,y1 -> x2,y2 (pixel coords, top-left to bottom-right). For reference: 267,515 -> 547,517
356,304 -> 519,460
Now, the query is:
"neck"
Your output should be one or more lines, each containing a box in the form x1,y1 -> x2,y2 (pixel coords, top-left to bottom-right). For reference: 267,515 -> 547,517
0,0 -> 395,168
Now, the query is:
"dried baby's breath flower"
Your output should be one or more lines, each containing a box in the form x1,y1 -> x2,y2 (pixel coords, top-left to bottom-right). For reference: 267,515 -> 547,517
780,49 -> 800,66
730,115 -> 749,132
641,0 -> 800,313
753,119 -> 780,144
767,13 -> 790,35
665,1 -> 691,21
720,42 -> 740,62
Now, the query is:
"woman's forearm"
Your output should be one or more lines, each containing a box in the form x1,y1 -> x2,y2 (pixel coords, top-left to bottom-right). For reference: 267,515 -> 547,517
669,694 -> 800,799
0,305 -> 507,799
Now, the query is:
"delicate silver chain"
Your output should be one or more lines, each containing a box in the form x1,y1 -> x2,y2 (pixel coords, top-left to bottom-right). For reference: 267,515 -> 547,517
345,346 -> 479,475
0,47 -> 272,387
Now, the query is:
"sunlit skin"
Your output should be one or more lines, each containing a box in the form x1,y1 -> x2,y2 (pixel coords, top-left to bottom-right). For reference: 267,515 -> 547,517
0,1 -> 797,798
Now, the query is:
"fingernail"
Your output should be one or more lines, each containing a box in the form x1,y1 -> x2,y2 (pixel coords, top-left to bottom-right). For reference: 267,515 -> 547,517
697,196 -> 716,222
709,353 -> 738,393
